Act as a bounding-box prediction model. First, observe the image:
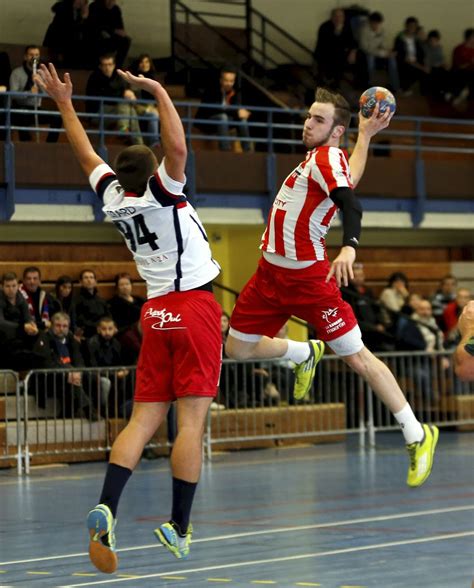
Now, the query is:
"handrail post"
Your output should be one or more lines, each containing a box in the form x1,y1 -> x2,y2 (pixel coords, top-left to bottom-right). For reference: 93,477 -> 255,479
412,119 -> 426,227
2,93 -> 16,221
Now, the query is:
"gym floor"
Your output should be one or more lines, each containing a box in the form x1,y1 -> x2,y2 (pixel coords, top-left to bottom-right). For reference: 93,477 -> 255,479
0,432 -> 473,588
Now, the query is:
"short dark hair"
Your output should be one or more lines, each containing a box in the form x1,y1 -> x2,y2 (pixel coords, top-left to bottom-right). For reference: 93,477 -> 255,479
428,30 -> 440,40
55,275 -> 73,297
115,145 -> 158,195
464,28 -> 474,41
369,12 -> 383,23
314,87 -> 351,129
405,17 -> 418,27
2,272 -> 17,284
221,65 -> 237,76
388,272 -> 409,287
136,53 -> 156,72
24,45 -> 40,54
80,268 -> 96,280
114,272 -> 132,287
99,53 -> 116,64
98,316 -> 116,327
23,266 -> 41,279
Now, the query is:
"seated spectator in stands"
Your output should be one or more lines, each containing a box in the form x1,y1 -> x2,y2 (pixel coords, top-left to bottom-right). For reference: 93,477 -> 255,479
0,272 -> 39,370
50,274 -> 75,318
108,272 -> 144,335
34,311 -> 95,419
454,300 -> 474,381
129,54 -> 160,147
87,0 -> 131,68
379,272 -> 410,323
393,17 -> 427,94
43,0 -> 91,68
401,292 -> 422,316
0,51 -> 11,141
313,8 -> 357,89
9,45 -> 62,142
423,30 -> 450,99
86,53 -> 143,144
119,320 -> 141,365
195,67 -> 252,152
72,268 -> 109,339
431,274 -> 457,329
359,12 -> 399,92
443,287 -> 472,348
86,316 -> 130,415
343,263 -> 394,351
412,299 -> 444,351
450,28 -> 474,105
19,266 -> 55,330
221,310 -> 230,345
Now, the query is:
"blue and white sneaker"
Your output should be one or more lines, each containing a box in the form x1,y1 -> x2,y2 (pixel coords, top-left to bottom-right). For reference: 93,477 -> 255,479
87,503 -> 118,573
155,521 -> 193,559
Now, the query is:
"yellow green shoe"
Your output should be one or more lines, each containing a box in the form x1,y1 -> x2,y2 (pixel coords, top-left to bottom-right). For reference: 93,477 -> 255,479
406,424 -> 439,487
155,521 -> 193,559
293,340 -> 325,401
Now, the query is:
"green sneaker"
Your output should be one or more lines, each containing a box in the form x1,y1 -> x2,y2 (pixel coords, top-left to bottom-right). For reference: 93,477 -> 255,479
86,504 -> 118,573
155,521 -> 193,559
406,424 -> 439,487
293,340 -> 325,400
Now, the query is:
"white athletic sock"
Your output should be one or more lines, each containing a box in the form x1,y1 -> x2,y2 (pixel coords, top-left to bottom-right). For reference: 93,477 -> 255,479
282,340 -> 310,364
393,403 -> 424,444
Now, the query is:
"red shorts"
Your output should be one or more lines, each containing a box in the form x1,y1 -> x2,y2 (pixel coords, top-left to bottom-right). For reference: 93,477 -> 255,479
134,290 -> 222,403
230,257 -> 357,342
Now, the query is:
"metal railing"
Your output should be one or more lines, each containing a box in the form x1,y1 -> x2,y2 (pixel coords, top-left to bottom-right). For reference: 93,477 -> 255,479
0,370 -> 22,474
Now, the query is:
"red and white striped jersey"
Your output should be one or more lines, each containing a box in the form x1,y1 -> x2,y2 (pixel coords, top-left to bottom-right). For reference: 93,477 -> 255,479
261,146 -> 353,262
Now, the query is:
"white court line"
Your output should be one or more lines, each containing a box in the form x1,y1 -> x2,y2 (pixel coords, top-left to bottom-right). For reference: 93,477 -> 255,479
1,504 -> 473,567
58,531 -> 474,587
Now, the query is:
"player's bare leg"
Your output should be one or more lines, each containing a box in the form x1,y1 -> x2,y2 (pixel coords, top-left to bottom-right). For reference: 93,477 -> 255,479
225,334 -> 288,360
155,396 -> 213,559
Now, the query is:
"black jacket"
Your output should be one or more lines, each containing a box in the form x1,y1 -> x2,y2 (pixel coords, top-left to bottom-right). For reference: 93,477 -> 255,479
86,69 -> 127,112
0,291 -> 32,341
71,288 -> 109,338
35,330 -> 85,369
87,334 -> 122,368
108,295 -> 144,332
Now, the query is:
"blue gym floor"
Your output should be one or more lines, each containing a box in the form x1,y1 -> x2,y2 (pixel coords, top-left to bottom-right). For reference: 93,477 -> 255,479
0,432 -> 473,588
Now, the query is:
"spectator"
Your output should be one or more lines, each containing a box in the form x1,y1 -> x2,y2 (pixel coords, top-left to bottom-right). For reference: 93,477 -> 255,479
412,299 -> 444,351
423,30 -> 450,98
87,0 -> 131,68
119,320 -> 141,365
51,274 -> 75,317
86,316 -> 129,414
43,0 -> 91,68
443,287 -> 471,347
431,274 -> 457,329
451,28 -> 474,105
221,310 -> 230,345
0,272 -> 39,369
194,67 -> 252,152
19,266 -> 55,330
72,268 -> 109,339
379,271 -> 410,317
130,54 -> 160,147
9,45 -> 62,142
34,311 -> 95,419
0,51 -> 11,141
314,8 -> 358,89
454,300 -> 474,381
343,264 -> 393,351
108,272 -> 144,334
401,292 -> 423,316
359,11 -> 399,91
86,53 -> 143,144
393,17 -> 427,94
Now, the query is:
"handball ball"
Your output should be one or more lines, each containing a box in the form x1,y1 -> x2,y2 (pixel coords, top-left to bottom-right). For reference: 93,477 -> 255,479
359,86 -> 396,118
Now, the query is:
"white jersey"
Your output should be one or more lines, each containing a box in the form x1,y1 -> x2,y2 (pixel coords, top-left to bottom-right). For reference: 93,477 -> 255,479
89,160 -> 220,299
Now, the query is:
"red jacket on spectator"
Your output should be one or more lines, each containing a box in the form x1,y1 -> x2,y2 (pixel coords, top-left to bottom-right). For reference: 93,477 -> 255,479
443,301 -> 462,336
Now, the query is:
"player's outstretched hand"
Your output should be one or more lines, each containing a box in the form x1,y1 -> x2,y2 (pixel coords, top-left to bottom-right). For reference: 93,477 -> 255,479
117,70 -> 162,96
358,102 -> 393,139
34,63 -> 73,104
326,246 -> 356,288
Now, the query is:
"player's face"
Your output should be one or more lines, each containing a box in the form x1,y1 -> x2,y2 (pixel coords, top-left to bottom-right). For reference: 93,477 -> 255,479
3,279 -> 18,299
118,278 -> 132,297
220,72 -> 236,93
23,272 -> 40,292
52,319 -> 70,338
98,322 -> 116,340
303,102 -> 342,148
81,272 -> 96,289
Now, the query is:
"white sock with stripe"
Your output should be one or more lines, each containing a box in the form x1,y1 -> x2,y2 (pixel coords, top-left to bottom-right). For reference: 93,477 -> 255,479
394,403 -> 424,444
282,340 -> 311,363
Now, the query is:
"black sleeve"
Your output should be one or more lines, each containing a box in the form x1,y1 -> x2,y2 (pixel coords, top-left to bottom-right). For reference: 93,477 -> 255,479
329,186 -> 363,249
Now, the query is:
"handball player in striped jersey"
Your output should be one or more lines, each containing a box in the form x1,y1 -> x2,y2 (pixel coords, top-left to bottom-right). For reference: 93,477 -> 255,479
226,87 -> 438,488
35,63 -> 221,572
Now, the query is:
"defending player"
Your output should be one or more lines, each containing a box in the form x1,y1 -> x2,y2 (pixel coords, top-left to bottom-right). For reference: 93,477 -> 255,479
35,63 -> 221,572
226,88 -> 438,487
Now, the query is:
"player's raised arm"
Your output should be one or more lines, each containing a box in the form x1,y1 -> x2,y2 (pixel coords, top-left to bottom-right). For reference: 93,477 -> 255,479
34,63 -> 104,177
349,104 -> 392,188
117,70 -> 187,182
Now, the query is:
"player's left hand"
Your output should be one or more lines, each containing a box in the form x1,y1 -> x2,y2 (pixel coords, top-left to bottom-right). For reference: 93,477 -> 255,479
326,246 -> 356,288
358,102 -> 393,139
34,63 -> 73,104
117,70 -> 162,96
